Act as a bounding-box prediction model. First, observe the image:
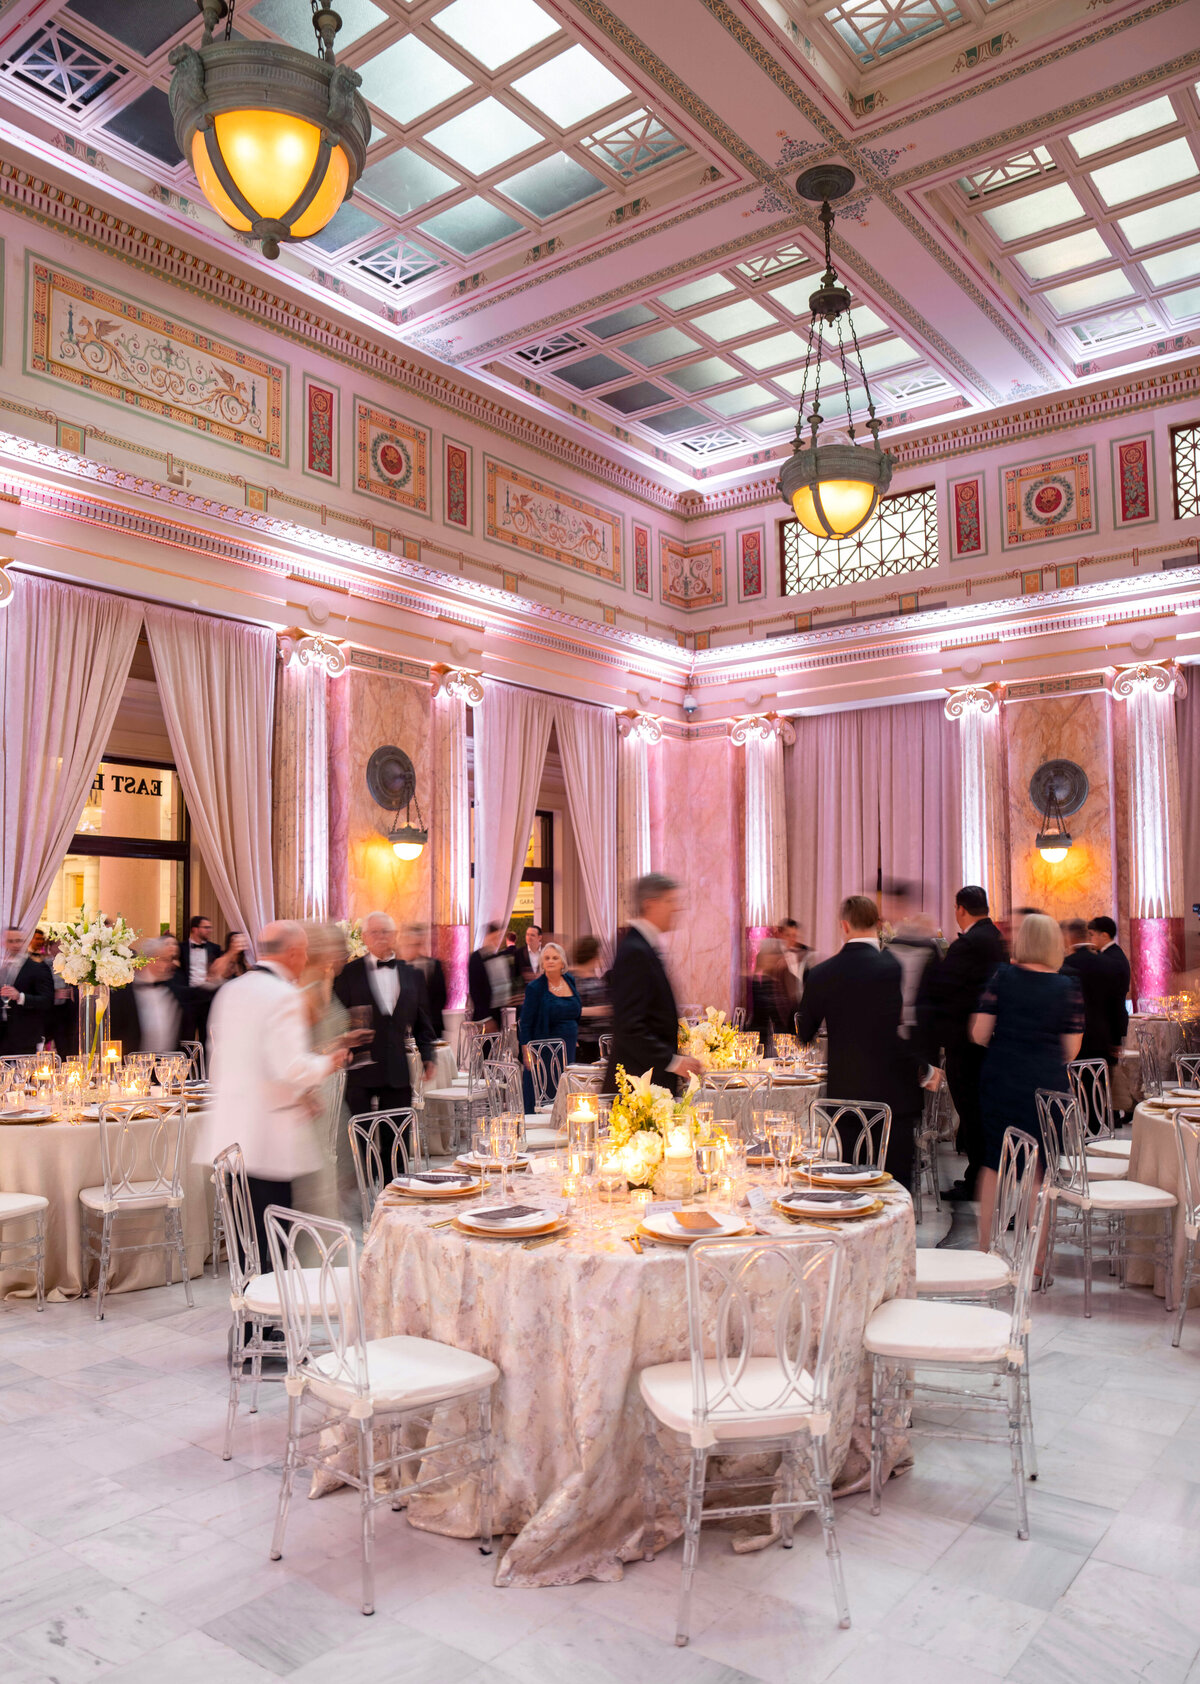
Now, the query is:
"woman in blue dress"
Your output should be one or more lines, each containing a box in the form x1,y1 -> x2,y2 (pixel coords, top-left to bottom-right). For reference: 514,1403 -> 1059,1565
518,941 -> 581,1112
970,913 -> 1083,1249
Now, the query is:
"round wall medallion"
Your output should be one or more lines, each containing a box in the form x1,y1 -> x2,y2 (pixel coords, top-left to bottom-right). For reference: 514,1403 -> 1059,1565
366,745 -> 416,812
1029,759 -> 1088,818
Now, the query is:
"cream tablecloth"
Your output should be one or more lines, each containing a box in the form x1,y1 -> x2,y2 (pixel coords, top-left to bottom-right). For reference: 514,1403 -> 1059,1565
1127,1099 -> 1200,1307
357,1179 -> 915,1587
0,1112 -> 209,1301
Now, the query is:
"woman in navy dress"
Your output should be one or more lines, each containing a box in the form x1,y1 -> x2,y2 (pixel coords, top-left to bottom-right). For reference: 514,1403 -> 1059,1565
970,912 -> 1083,1248
518,941 -> 581,1111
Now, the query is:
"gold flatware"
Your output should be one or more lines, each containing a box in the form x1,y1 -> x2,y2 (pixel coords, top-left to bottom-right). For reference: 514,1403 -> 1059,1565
523,1232 -> 565,1249
623,1232 -> 643,1254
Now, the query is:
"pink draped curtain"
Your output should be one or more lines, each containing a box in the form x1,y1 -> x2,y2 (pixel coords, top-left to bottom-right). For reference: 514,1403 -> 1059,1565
0,573 -> 143,933
786,699 -> 961,959
1177,685 -> 1200,974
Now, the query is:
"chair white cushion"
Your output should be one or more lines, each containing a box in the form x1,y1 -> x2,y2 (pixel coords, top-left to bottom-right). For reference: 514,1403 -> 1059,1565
864,1298 -> 1013,1363
79,1181 -> 175,1211
422,1087 -> 472,1103
0,1191 -> 48,1220
639,1357 -> 818,1445
307,1334 -> 498,1414
915,1248 -> 1011,1296
241,1266 -> 353,1319
1059,1179 -> 1177,1213
1060,1156 -> 1128,1182
524,1124 -> 564,1151
1087,1137 -> 1132,1159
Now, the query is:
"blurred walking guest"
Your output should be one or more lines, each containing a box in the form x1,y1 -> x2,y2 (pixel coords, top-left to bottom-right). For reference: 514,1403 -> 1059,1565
777,919 -> 814,997
399,924 -> 447,1040
182,915 -> 222,1044
515,924 -> 544,983
199,921 -> 349,1262
334,911 -> 434,1136
0,927 -> 53,1053
108,937 -> 187,1053
750,939 -> 793,1053
211,931 -> 249,982
1062,919 -> 1108,1062
603,874 -> 703,1095
1088,916 -> 1131,1056
572,936 -> 610,1064
795,895 -> 925,1191
928,885 -> 1008,1201
468,922 -> 511,1029
971,913 -> 1083,1248
518,942 -> 581,1109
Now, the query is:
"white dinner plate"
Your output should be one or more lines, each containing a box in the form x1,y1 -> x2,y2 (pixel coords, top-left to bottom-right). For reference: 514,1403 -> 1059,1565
458,1204 -> 554,1233
455,1152 -> 531,1171
779,1189 -> 875,1214
641,1209 -> 747,1241
807,1164 -> 880,1184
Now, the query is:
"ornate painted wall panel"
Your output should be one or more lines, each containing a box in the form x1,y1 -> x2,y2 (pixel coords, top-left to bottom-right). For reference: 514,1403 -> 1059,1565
354,398 -> 431,515
444,436 -> 472,532
632,521 -> 652,596
27,257 -> 285,460
660,535 -> 724,611
949,473 -> 985,558
1001,449 -> 1096,550
736,523 -> 766,601
484,456 -> 622,585
1111,433 -> 1156,527
303,375 -> 338,483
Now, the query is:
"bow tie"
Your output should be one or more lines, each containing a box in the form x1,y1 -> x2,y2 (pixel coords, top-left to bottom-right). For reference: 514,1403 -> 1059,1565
374,958 -> 397,970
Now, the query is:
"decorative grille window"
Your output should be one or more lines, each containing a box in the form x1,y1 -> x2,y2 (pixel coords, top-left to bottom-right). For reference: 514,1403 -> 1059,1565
781,486 -> 938,595
822,0 -> 963,65
1172,423 -> 1200,520
957,147 -> 1056,201
2,24 -> 125,114
348,238 -> 448,293
581,110 -> 686,179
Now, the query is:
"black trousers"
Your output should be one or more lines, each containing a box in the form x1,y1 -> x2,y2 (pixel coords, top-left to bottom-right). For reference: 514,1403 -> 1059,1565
833,1113 -> 916,1193
246,1174 -> 292,1274
945,1041 -> 986,1193
345,1084 -> 416,1171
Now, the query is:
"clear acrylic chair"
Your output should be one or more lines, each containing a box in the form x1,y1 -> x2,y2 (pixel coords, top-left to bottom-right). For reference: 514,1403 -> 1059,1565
1135,1020 -> 1164,1099
1068,1057 -> 1129,1165
1176,1055 -> 1200,1090
181,1038 -> 206,1081
79,1099 -> 193,1320
598,1033 -> 613,1063
731,1006 -> 747,1029
912,1080 -> 947,1224
212,1142 -> 353,1460
264,1206 -> 499,1616
1171,1111 -> 1200,1348
701,1070 -> 768,1136
915,1126 -> 1039,1302
0,1191 -> 47,1310
525,1038 -> 566,1112
347,1110 -> 416,1229
867,1188 -> 1045,1539
638,1232 -> 849,1647
482,1058 -> 523,1120
809,1099 -> 892,1172
424,1032 -> 499,1153
1040,1089 -> 1176,1317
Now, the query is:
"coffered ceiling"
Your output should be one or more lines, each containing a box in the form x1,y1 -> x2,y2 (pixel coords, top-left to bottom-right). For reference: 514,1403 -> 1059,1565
0,0 -> 1193,491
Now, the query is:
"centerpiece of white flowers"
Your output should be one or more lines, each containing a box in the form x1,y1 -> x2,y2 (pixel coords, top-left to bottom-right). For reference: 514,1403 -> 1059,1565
46,911 -> 147,1079
337,918 -> 367,960
607,1065 -> 699,1188
679,1006 -> 741,1069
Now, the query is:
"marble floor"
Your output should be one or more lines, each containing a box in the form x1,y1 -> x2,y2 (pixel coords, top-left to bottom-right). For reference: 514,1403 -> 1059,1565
0,1173 -> 1197,1684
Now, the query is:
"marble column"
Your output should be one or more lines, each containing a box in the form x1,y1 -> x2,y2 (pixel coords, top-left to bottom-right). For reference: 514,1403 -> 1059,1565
617,712 -> 661,922
431,667 -> 482,1010
1110,662 -> 1186,1004
273,634 -> 345,921
945,685 -> 1009,920
732,714 -> 795,969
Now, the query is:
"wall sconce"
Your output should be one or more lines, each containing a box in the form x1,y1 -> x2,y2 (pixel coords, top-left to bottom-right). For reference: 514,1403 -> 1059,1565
1030,759 -> 1087,865
366,745 -> 428,863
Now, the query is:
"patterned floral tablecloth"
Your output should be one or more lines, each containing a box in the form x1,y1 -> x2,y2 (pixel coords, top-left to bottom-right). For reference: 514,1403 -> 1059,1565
357,1177 -> 915,1587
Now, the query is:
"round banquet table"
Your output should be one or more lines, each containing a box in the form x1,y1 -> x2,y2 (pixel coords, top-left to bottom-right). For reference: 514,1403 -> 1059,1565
0,1111 -> 210,1301
1126,1099 -> 1200,1307
356,1176 -> 914,1588
548,1066 -> 825,1137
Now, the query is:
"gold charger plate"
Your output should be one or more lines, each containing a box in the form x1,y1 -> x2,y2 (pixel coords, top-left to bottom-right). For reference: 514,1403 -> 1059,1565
385,1178 -> 485,1201
452,1213 -> 568,1240
773,1196 -> 884,1222
635,1220 -> 754,1247
804,1170 -> 893,1190
453,1154 -> 531,1173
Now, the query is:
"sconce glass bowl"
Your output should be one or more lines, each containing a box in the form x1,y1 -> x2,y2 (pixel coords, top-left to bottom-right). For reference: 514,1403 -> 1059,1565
389,825 -> 427,862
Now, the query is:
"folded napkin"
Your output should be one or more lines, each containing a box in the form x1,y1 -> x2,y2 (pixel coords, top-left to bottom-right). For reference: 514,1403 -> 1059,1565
469,1203 -> 545,1223
811,1163 -> 867,1176
781,1189 -> 869,1208
401,1172 -> 475,1186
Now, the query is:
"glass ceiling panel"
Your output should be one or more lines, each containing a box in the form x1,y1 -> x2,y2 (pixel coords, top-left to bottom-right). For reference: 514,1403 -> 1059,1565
359,148 -> 459,215
67,0 -> 196,55
247,0 -> 385,50
642,406 -> 712,437
705,384 -> 774,416
696,298 -> 776,342
1066,305 -> 1154,347
1068,96 -> 1176,161
768,276 -> 815,314
1091,138 -> 1197,209
667,357 -> 738,392
774,367 -> 813,397
1142,240 -> 1200,287
1043,270 -> 1136,314
657,274 -> 736,311
624,327 -> 702,366
741,408 -> 795,439
1163,284 -> 1200,323
580,109 -> 686,179
356,37 -> 471,125
432,0 -> 558,70
511,43 -> 629,129
1017,228 -> 1111,281
1118,188 -> 1200,250
982,182 -> 1085,243
589,303 -> 657,338
857,337 -> 917,373
424,97 -> 542,174
737,331 -> 809,370
555,353 -> 631,389
305,201 -> 384,253
602,382 -> 669,413
418,196 -> 524,255
498,152 -> 604,218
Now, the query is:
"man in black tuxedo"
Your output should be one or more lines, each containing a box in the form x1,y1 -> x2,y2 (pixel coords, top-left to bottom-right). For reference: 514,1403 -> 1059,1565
927,885 -> 1008,1200
400,925 -> 447,1040
1062,919 -> 1109,1062
796,895 -> 926,1192
108,937 -> 189,1054
181,915 -> 222,1046
603,874 -> 703,1096
467,922 -> 510,1028
0,928 -> 54,1054
1088,915 -> 1132,1059
334,911 -> 434,1153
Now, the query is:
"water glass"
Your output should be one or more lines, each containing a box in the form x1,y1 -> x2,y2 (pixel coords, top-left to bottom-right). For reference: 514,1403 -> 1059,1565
491,1113 -> 521,1200
766,1112 -> 795,1188
694,1138 -> 721,1203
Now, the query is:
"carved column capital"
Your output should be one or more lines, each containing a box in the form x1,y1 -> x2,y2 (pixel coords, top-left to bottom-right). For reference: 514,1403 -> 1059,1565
432,665 -> 484,706
944,683 -> 1003,720
729,712 -> 796,746
617,710 -> 663,744
278,631 -> 346,676
1109,661 -> 1185,701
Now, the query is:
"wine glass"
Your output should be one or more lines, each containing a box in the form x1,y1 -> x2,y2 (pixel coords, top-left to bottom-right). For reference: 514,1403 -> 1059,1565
765,1112 -> 795,1190
348,1006 -> 374,1068
695,1138 -> 721,1204
491,1114 -> 521,1201
472,1118 -> 493,1179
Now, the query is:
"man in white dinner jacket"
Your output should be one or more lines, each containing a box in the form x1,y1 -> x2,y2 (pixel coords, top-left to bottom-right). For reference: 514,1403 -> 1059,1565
199,920 -> 349,1263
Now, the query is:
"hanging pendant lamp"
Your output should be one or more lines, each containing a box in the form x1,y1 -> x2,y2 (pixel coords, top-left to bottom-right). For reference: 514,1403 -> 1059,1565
778,166 -> 894,540
169,0 -> 371,259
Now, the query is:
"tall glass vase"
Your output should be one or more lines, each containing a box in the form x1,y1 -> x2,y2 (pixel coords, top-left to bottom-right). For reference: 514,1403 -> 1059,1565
78,983 -> 110,1087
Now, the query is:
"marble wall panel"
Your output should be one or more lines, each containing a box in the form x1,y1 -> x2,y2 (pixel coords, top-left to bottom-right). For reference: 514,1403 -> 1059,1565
657,734 -> 742,1011
1006,691 -> 1116,925
341,667 -> 433,926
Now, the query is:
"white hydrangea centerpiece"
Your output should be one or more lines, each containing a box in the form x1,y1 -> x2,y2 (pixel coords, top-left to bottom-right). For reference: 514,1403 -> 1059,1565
337,918 -> 367,960
46,911 -> 147,989
679,1006 -> 741,1069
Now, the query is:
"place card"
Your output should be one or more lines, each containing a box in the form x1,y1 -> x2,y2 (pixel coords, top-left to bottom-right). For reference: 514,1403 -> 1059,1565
673,1210 -> 723,1233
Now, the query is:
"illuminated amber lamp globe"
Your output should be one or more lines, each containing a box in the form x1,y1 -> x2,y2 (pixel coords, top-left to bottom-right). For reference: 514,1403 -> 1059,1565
169,1 -> 370,259
778,166 -> 894,540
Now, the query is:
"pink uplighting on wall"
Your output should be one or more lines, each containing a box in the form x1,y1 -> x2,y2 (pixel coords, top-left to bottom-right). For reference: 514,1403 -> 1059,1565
1129,917 -> 1184,1009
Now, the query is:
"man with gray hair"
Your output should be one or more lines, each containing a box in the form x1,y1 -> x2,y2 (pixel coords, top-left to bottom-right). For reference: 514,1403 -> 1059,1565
200,920 -> 350,1261
108,935 -> 187,1054
603,873 -> 703,1094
